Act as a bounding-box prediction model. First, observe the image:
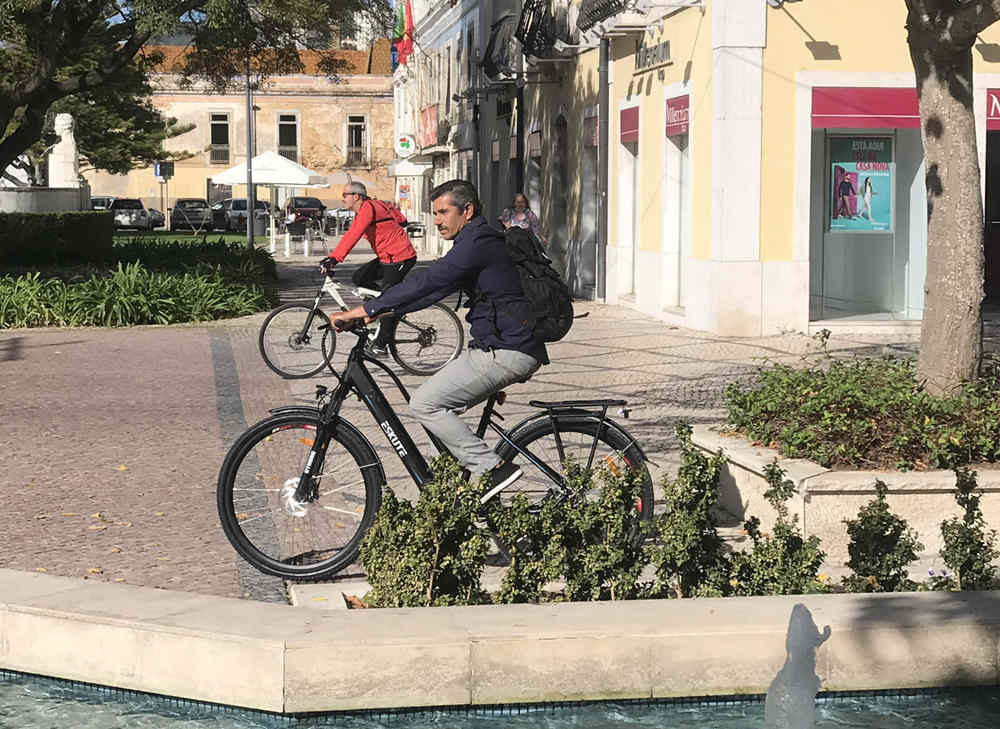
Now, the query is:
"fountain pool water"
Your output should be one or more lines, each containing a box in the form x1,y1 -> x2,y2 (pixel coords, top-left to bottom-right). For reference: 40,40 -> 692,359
4,671 -> 1000,729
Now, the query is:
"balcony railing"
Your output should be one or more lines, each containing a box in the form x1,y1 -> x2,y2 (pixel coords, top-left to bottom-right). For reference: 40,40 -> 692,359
278,146 -> 298,162
209,145 -> 230,164
345,147 -> 367,166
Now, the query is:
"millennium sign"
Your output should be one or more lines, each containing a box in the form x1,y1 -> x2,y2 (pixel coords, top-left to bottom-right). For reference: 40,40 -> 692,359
634,39 -> 671,72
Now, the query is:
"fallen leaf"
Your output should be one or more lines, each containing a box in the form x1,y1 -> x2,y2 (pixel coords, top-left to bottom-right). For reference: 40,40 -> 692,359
34,515 -> 48,520
115,465 -> 128,471
311,596 -> 328,602
344,594 -> 369,609
60,512 -> 78,517
155,556 -> 169,561
114,578 -> 126,583
88,524 -> 107,531
154,512 -> 165,516
87,568 -> 102,575
91,512 -> 102,519
110,546 -> 122,553
116,521 -> 132,527
35,567 -> 47,573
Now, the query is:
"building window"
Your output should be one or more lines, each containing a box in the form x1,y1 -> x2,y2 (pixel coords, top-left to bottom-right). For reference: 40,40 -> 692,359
347,115 -> 367,166
210,113 -> 230,164
278,113 -> 298,162
466,26 -> 475,88
445,46 -> 452,116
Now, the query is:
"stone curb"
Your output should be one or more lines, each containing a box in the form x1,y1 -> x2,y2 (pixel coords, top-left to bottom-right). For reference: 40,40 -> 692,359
4,568 -> 1000,714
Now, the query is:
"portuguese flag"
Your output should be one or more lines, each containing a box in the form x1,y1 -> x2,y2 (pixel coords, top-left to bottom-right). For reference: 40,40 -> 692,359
391,0 -> 413,67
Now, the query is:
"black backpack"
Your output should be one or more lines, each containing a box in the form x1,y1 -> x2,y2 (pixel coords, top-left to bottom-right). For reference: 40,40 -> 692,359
504,226 -> 575,342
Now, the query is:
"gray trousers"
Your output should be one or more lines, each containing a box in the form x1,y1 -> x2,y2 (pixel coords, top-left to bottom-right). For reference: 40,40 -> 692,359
409,347 -> 542,475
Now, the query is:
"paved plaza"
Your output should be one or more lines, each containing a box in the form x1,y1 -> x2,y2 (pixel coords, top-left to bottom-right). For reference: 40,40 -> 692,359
1,246 -> 927,602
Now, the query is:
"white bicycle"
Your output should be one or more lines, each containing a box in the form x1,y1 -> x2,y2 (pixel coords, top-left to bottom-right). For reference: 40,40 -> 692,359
258,275 -> 465,378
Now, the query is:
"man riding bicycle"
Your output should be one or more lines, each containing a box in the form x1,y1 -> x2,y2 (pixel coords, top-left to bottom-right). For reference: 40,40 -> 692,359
320,181 -> 416,356
335,179 -> 548,503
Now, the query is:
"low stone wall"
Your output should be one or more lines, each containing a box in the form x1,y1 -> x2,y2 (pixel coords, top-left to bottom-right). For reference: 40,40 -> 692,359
0,186 -> 90,212
691,425 -> 1000,568
4,568 -> 1000,714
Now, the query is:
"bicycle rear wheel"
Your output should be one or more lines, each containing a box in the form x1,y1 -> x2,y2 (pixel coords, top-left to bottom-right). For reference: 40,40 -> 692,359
258,303 -> 335,379
493,414 -> 653,520
217,412 -> 384,580
389,302 -> 464,376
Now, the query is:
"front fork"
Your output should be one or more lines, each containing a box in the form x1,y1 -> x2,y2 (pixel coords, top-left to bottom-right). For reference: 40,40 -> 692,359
293,383 -> 351,503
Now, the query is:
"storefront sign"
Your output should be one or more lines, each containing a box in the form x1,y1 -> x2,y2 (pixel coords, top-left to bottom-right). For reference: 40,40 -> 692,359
418,105 -> 438,148
634,40 -> 671,72
665,95 -> 689,137
394,135 -> 416,157
988,89 -> 1000,130
829,136 -> 893,232
620,106 -> 638,144
812,87 -> 919,129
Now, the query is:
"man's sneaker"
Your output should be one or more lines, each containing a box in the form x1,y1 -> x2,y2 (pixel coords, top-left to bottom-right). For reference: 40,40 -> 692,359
365,343 -> 389,358
480,461 -> 523,505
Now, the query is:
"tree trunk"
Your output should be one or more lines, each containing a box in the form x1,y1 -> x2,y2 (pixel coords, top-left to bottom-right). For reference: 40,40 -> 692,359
908,32 -> 983,395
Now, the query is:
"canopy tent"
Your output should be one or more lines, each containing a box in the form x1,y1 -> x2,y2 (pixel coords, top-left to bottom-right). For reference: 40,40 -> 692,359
209,150 -> 329,187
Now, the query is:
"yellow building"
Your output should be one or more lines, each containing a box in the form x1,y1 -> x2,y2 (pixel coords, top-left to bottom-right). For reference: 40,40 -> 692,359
507,0 -> 1000,335
85,41 -> 396,215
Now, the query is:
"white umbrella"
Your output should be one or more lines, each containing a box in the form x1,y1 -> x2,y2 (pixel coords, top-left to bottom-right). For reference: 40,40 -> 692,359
209,150 -> 329,187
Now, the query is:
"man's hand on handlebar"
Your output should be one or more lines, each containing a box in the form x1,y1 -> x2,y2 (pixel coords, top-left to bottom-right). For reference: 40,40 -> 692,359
319,257 -> 338,276
333,305 -> 372,331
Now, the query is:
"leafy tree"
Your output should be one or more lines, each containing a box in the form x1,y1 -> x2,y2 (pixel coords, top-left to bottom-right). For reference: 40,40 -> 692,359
0,0 -> 390,174
902,1 -> 1000,394
6,59 -> 195,184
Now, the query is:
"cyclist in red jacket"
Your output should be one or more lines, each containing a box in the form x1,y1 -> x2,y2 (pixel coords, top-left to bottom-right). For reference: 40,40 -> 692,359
320,182 -> 417,355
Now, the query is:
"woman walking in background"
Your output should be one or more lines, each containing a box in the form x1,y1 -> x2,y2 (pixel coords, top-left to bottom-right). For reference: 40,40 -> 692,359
499,193 -> 546,244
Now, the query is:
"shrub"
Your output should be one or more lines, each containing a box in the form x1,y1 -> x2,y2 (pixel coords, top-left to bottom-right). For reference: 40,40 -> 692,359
0,211 -> 114,265
724,356 -> 1000,470
931,468 -> 1000,591
488,457 -> 647,603
645,424 -> 731,598
359,457 -> 491,607
842,480 -> 923,593
725,462 -> 827,596
0,262 -> 273,327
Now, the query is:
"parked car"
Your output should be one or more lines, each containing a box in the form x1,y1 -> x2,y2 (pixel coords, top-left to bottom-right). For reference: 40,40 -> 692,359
324,206 -> 355,234
211,198 -> 270,232
147,208 -> 166,229
91,196 -> 115,210
109,198 -> 151,230
284,196 -> 326,225
170,198 -> 212,230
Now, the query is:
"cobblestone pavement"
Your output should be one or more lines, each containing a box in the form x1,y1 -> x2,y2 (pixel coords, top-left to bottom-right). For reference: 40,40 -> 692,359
1,243 -> 929,600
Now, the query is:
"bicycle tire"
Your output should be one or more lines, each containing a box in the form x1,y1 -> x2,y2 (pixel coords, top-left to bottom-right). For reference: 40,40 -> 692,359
258,303 -> 336,379
389,302 -> 464,376
217,412 -> 384,580
493,414 -> 654,521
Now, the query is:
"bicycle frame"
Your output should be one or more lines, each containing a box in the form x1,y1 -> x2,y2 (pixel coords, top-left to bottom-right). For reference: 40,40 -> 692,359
291,326 -> 611,502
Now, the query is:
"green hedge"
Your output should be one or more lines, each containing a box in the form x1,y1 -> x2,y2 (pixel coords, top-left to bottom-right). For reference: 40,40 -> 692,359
0,262 -> 273,327
0,211 -> 114,265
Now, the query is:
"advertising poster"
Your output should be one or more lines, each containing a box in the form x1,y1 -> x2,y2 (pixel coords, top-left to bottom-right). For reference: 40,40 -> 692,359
830,137 -> 893,232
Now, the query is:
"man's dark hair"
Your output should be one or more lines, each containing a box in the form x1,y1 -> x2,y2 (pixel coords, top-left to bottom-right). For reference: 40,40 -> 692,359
430,179 -> 481,216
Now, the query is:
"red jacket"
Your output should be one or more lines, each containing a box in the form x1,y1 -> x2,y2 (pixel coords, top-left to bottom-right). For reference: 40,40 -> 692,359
329,199 -> 416,264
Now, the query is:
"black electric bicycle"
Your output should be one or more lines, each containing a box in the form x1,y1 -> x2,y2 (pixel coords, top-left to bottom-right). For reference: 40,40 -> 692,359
220,319 -> 654,580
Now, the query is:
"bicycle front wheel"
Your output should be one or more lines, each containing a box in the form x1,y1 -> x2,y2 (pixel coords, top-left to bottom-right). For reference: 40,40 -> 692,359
494,414 -> 654,521
389,302 -> 464,376
258,303 -> 335,379
217,413 -> 384,580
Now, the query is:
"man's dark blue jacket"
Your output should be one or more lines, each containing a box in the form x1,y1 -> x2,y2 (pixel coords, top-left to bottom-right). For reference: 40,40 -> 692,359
362,216 -> 549,364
